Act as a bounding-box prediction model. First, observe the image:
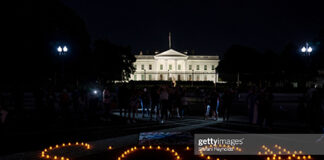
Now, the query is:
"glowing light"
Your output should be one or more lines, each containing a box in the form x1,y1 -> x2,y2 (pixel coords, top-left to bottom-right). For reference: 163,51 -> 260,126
142,146 -> 145,149
301,47 -> 306,52
177,156 -> 180,159
61,157 -> 64,160
54,156 -> 57,159
49,146 -> 53,150
307,155 -> 311,159
303,156 -> 306,159
258,152 -> 262,155
68,143 -> 71,146
46,155 -> 50,159
297,156 -> 301,160
157,146 -> 161,150
76,142 -> 79,145
62,143 -> 65,147
57,46 -> 63,52
63,46 -> 68,52
207,156 -> 211,159
149,145 -> 152,149
307,47 -> 312,52
186,146 -> 190,150
288,156 -> 292,160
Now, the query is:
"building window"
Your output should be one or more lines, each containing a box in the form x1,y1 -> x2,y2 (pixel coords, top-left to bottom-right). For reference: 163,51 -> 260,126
160,74 -> 163,80
141,74 -> 145,80
189,65 -> 192,70
160,64 -> 163,70
178,65 -> 181,70
134,75 -> 137,80
196,65 -> 200,70
169,65 -> 172,70
149,74 -> 152,80
212,65 -> 215,70
178,75 -> 181,81
189,75 -> 192,81
149,64 -> 152,70
141,64 -> 144,70
197,75 -> 200,81
204,65 -> 207,70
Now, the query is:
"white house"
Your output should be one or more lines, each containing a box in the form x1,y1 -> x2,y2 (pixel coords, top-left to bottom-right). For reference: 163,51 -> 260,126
129,48 -> 220,83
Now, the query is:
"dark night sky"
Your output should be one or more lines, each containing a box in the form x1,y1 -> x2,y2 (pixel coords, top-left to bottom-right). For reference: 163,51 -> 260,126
63,0 -> 323,54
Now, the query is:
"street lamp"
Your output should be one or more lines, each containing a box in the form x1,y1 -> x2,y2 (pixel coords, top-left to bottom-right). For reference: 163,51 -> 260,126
57,45 -> 68,83
57,45 -> 68,55
301,42 -> 312,56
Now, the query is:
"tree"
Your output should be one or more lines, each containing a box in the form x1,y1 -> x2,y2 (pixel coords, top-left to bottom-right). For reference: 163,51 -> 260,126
92,39 -> 135,82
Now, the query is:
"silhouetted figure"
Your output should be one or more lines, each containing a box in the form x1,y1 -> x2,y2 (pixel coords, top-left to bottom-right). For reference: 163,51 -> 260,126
222,88 -> 233,121
247,87 -> 257,123
103,87 -> 112,121
151,87 -> 160,120
210,89 -> 220,121
129,89 -> 140,123
141,88 -> 151,118
159,86 -> 169,123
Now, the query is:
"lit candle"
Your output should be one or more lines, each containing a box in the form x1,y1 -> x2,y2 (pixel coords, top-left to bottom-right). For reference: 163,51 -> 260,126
108,146 -> 112,150
54,156 -> 57,159
61,157 -> 64,160
177,156 -> 180,159
207,156 -> 211,159
56,145 -> 59,148
307,155 -> 311,159
186,146 -> 190,150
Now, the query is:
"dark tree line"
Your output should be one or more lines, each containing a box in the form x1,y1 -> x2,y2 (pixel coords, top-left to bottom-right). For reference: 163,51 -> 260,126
2,0 -> 135,89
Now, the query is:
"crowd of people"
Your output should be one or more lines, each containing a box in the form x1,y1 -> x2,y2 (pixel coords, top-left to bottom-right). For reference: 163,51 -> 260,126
0,84 -> 323,132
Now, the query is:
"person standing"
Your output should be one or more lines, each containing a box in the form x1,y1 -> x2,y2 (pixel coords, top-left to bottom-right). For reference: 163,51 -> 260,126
222,88 -> 234,122
103,87 -> 112,122
142,88 -> 151,118
159,86 -> 169,124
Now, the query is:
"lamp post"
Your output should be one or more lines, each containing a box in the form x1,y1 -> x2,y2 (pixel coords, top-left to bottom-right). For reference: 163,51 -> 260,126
301,42 -> 312,56
57,45 -> 68,82
301,42 -> 313,68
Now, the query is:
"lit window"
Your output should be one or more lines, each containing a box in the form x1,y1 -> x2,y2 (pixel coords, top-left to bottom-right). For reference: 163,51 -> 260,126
149,64 -> 152,70
197,75 -> 200,81
160,65 -> 163,70
204,65 -> 207,70
196,65 -> 200,70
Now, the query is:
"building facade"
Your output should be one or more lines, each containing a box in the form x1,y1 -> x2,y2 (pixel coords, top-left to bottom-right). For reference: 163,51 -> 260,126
130,49 -> 220,83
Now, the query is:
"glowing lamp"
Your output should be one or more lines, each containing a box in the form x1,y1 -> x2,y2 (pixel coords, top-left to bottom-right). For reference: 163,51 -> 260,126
207,156 -> 211,159
186,146 -> 190,150
307,155 -> 311,159
109,146 -> 112,150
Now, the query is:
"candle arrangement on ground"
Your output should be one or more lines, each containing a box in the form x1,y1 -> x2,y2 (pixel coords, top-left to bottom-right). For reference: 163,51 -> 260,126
40,142 -> 91,160
116,145 -> 183,160
258,145 -> 312,160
